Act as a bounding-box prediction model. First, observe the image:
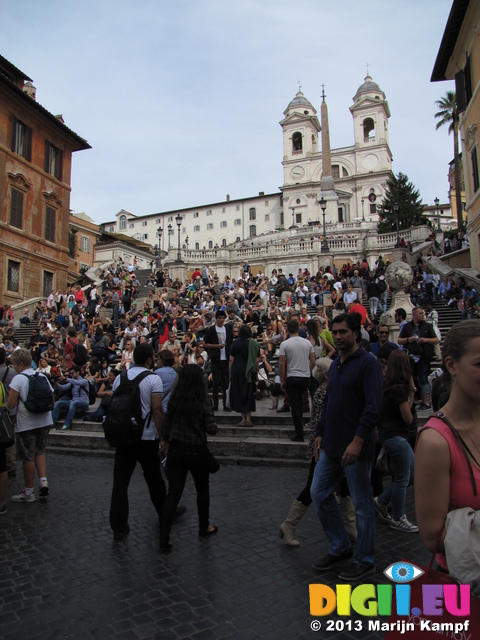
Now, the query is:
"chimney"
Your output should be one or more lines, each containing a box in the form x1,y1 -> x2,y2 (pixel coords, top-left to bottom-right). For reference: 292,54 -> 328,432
226,194 -> 230,201
55,115 -> 65,123
259,191 -> 264,196
23,81 -> 36,100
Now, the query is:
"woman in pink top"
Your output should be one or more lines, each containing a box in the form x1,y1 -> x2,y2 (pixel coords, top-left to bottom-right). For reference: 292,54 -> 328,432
415,320 -> 480,569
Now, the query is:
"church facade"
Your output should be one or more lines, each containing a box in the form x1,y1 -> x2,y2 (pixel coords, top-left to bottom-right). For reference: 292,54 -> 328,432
102,75 -> 393,252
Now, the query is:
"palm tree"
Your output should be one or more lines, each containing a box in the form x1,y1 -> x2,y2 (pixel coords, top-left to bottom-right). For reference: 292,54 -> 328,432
435,91 -> 463,230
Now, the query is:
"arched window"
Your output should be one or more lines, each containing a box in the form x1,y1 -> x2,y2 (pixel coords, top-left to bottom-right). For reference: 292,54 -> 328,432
292,132 -> 302,152
208,240 -> 213,249
363,118 -> 375,141
119,215 -> 127,231
236,236 -> 241,242
249,207 -> 256,221
221,238 -> 227,247
195,242 -> 199,250
249,225 -> 256,237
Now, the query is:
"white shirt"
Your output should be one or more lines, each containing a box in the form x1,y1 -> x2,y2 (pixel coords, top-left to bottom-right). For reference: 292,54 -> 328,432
215,325 -> 227,360
9,368 -> 53,432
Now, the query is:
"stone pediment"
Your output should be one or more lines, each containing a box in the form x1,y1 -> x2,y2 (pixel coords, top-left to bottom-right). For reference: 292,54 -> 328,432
350,97 -> 391,117
279,112 -> 321,130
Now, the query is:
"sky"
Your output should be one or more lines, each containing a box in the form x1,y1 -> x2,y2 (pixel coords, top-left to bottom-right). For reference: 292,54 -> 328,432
2,0 -> 455,224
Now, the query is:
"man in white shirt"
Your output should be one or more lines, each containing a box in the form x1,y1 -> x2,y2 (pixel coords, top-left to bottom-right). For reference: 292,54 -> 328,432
109,343 -> 166,541
8,349 -> 53,503
278,319 -> 315,442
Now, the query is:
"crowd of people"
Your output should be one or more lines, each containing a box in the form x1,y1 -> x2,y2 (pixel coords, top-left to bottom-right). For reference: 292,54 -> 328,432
1,254 -> 479,588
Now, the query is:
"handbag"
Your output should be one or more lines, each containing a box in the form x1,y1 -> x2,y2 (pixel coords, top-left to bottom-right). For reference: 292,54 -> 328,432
207,449 -> 220,474
0,371 -> 14,448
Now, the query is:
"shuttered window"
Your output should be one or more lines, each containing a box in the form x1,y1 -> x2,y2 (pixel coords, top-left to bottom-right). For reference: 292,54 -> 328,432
7,261 -> 20,292
45,206 -> 56,242
44,141 -> 63,180
11,117 -> 32,161
10,188 -> 24,229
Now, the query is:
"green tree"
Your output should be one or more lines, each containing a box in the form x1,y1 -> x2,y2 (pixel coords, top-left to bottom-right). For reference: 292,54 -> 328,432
377,172 -> 426,233
435,91 -> 463,229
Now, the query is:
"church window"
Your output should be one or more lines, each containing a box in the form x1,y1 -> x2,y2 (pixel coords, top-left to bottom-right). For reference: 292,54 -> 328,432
292,132 -> 303,153
338,207 -> 344,223
249,208 -> 256,221
296,213 -> 302,224
208,240 -> 213,249
236,236 -> 241,242
370,203 -> 377,214
332,165 -> 340,180
119,215 -> 127,230
363,118 -> 375,142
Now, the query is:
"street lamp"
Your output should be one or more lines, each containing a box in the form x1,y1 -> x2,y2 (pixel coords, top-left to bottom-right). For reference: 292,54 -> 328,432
434,197 -> 441,231
319,197 -> 329,253
167,223 -> 173,248
361,198 -> 365,222
393,203 -> 402,248
156,226 -> 163,264
289,207 -> 298,229
175,213 -> 183,263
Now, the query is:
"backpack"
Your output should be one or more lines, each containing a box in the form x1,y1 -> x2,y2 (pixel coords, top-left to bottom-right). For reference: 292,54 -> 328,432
103,370 -> 154,447
72,341 -> 88,366
21,372 -> 54,414
91,336 -> 107,358
377,279 -> 387,294
86,378 -> 97,405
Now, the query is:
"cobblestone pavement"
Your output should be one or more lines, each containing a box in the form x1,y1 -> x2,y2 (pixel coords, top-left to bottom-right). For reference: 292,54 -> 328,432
1,454 -> 431,640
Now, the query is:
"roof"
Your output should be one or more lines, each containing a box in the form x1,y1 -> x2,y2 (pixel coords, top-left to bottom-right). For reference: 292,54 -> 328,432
0,54 -> 91,151
431,0 -> 471,82
286,90 -> 315,112
354,74 -> 382,97
97,232 -> 152,248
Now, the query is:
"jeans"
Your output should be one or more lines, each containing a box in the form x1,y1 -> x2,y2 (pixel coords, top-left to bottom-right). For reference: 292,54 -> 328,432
160,441 -> 210,544
410,357 -> 430,397
377,436 -> 414,520
380,291 -> 388,312
110,439 -> 166,533
311,450 -> 375,566
369,297 -> 379,317
52,399 -> 89,427
285,376 -> 310,438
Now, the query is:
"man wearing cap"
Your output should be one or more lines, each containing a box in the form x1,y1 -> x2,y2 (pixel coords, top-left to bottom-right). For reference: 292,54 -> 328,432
204,310 -> 233,411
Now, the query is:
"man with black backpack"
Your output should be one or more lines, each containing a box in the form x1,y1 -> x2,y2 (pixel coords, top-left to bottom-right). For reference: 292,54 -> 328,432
107,343 -> 166,541
7,349 -> 54,503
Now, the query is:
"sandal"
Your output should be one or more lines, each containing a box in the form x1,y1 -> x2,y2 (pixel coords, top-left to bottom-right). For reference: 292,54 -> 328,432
237,421 -> 246,427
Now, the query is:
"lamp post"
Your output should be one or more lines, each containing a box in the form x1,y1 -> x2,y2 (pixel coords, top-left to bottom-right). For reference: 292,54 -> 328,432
175,213 -> 183,263
289,207 -> 297,229
156,226 -> 163,263
361,198 -> 365,222
434,197 -> 441,231
167,223 -> 172,248
319,197 -> 329,253
393,203 -> 402,248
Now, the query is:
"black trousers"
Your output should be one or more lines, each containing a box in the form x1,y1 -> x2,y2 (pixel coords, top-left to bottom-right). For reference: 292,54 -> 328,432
285,376 -> 310,438
160,441 -> 210,544
211,360 -> 229,408
109,439 -> 166,533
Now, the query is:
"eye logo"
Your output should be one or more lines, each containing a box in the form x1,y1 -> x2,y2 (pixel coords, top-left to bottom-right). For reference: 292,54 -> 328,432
383,562 -> 424,583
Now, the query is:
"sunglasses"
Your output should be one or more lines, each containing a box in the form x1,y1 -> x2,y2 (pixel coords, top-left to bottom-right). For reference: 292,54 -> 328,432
378,331 -> 389,335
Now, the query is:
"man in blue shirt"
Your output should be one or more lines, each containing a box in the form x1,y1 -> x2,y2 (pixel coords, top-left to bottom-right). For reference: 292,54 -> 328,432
311,312 -> 383,582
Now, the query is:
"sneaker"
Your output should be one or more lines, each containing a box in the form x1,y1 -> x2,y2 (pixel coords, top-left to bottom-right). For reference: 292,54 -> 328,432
313,550 -> 353,571
374,497 -> 392,522
39,479 -> 49,497
338,562 -> 375,582
0,504 -> 6,516
390,515 -> 419,533
417,404 -> 432,412
61,424 -> 71,431
11,490 -> 36,503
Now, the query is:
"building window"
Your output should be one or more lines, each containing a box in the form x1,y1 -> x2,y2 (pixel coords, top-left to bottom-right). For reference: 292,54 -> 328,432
119,215 -> 127,230
332,165 -> 340,180
195,242 -> 199,250
7,260 -> 20,292
471,147 -> 479,193
11,117 -> 32,161
343,167 -> 349,177
193,212 -> 199,218
143,233 -> 148,240
221,238 -> 227,247
249,225 -> 256,237
222,207 -> 226,213
363,118 -> 375,142
208,240 -> 213,249
280,211 -> 284,226
207,223 -> 213,230
236,205 -> 240,211
81,236 -> 91,252
168,227 -> 174,235
296,213 -> 302,224
220,221 -> 227,228
234,219 -> 241,226
142,221 -> 148,227
265,200 -> 269,206
236,236 -> 241,242
182,227 -> 186,234
44,141 -> 63,180
265,214 -> 269,222
155,218 -> 161,224
45,206 -> 56,243
249,208 -> 256,221
10,188 -> 24,229
43,271 -> 54,297
129,223 -> 134,229
292,132 -> 303,153
108,226 -> 115,232
206,210 -> 212,216
167,216 -> 173,222
370,203 -> 377,214
338,207 -> 344,223
194,225 -> 200,232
